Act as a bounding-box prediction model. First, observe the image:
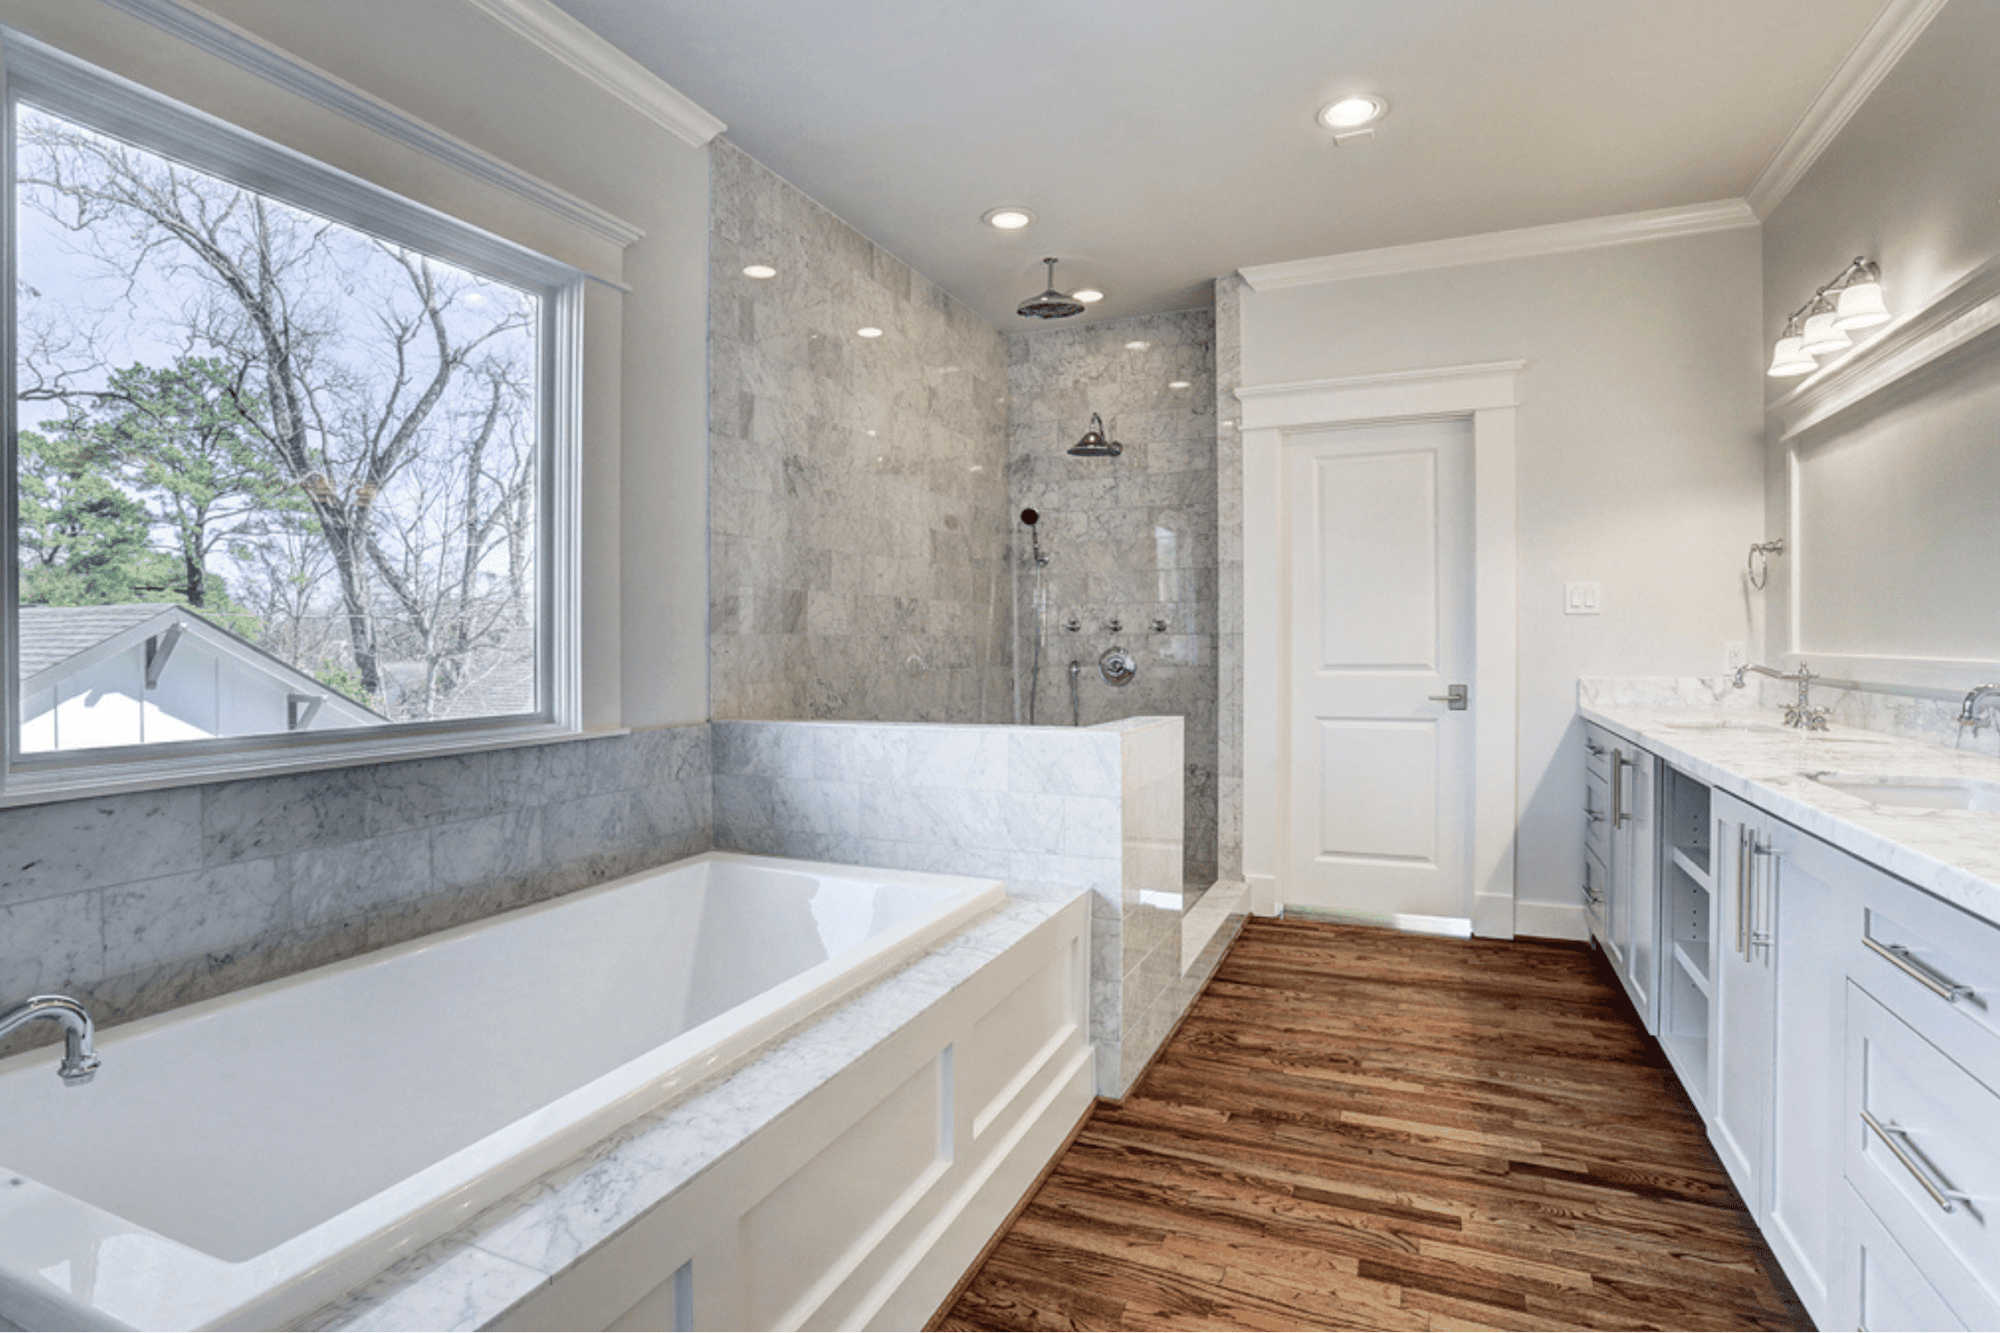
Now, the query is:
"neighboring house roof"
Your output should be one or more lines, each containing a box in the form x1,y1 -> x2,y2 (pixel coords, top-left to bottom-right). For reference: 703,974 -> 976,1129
17,603 -> 170,679
18,602 -> 386,720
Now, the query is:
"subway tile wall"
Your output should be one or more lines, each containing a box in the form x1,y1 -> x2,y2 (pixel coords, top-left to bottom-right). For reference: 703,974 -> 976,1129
1007,310 -> 1221,884
708,141 -> 1013,723
0,726 -> 712,1054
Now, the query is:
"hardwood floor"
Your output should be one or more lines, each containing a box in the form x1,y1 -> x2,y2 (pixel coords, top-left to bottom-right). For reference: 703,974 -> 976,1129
938,917 -> 1809,1332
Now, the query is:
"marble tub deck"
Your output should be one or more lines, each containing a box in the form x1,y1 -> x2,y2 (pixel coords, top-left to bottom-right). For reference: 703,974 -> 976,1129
298,881 -> 1090,1333
1581,699 -> 2000,929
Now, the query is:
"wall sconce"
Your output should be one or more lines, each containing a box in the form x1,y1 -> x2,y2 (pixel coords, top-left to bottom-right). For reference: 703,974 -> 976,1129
1768,257 -> 1890,378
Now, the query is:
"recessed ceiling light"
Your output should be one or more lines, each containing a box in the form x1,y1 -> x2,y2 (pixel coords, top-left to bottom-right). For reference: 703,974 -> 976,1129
1125,340 -> 1150,351
1318,94 -> 1388,131
1072,288 -> 1106,304
1167,380 -> 1191,389
982,206 -> 1036,230
857,327 -> 884,338
742,264 -> 776,279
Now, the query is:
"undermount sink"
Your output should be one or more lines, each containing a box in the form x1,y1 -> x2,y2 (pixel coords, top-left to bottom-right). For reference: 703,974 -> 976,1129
1806,772 -> 2000,812
1660,720 -> 1792,734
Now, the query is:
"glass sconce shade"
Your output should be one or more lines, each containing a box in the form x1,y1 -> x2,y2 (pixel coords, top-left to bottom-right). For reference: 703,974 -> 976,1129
1799,309 -> 1852,355
1767,335 -> 1816,377
1834,279 -> 1891,329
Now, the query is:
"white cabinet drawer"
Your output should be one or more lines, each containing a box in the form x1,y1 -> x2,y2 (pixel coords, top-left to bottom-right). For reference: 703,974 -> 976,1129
1843,1182 -> 1973,1333
1851,872 -> 2000,1062
1846,982 -> 2000,1325
1583,725 -> 1612,781
1584,767 -> 1610,864
1584,846 -> 1608,939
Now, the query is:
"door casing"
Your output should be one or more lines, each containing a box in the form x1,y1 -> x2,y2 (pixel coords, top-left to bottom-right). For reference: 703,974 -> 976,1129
1238,361 -> 1521,936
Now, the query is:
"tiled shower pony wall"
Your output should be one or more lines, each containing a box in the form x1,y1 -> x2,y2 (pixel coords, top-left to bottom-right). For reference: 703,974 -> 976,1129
0,726 -> 712,1054
707,142 -> 1012,723
711,716 -> 1242,1096
1007,310 -> 1221,884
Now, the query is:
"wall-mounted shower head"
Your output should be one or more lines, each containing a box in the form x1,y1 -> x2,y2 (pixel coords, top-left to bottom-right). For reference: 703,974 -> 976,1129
1069,412 -> 1122,458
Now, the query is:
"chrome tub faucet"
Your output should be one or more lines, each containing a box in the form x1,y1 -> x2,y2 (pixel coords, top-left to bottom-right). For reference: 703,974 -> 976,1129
0,995 -> 101,1085
1734,661 -> 1830,730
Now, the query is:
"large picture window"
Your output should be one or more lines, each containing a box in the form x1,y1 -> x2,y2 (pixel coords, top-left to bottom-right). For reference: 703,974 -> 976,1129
4,37 -> 582,797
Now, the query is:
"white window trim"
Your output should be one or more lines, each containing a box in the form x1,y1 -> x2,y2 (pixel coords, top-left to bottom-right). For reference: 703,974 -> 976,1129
1,31 -> 586,807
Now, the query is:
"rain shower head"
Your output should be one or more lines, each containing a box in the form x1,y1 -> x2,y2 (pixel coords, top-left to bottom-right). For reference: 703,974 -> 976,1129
1068,412 -> 1122,458
1020,507 -> 1039,525
1017,258 -> 1085,320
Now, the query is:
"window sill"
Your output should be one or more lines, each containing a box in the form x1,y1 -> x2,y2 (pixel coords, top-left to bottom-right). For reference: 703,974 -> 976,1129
0,722 -> 629,809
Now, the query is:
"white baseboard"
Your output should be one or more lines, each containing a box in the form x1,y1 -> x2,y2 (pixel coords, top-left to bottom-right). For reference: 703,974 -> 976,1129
1248,873 -> 1279,916
1514,900 -> 1589,942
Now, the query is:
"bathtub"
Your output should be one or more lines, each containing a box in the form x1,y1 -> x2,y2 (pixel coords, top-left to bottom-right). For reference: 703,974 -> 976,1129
0,852 -> 1004,1331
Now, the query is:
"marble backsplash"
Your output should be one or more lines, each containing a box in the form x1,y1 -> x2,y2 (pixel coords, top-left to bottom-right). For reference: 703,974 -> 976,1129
0,726 -> 712,1055
1579,675 -> 2000,757
1007,309 -> 1220,884
708,141 -> 1012,723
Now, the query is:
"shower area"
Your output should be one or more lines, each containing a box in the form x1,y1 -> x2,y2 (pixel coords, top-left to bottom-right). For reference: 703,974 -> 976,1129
708,143 -> 1220,886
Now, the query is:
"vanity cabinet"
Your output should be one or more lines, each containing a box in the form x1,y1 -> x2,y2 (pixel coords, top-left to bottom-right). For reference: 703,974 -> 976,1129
1581,728 -> 1995,1330
1708,790 -> 1775,1211
1581,725 -> 1659,1031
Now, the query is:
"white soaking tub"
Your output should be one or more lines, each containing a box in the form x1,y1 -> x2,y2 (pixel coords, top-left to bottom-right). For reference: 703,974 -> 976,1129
0,852 -> 1004,1331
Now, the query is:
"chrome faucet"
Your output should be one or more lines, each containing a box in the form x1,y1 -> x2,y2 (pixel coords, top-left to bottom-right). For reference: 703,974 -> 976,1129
1734,661 -> 1830,730
0,995 -> 101,1085
1960,683 -> 2000,733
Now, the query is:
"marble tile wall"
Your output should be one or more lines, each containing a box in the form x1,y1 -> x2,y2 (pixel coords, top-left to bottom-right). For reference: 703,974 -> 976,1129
1214,276 -> 1245,882
708,141 -> 1012,724
0,726 -> 712,1055
1007,309 -> 1220,884
711,715 -> 1210,1096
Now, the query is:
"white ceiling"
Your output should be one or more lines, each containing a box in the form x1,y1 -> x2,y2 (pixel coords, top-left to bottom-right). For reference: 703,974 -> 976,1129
548,0 -> 1892,328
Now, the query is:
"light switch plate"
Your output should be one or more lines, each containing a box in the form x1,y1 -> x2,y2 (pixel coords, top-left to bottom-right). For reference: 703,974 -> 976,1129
1565,582 -> 1601,615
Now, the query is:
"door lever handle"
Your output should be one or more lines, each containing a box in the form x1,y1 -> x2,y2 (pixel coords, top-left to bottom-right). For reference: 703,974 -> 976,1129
1429,684 -> 1469,710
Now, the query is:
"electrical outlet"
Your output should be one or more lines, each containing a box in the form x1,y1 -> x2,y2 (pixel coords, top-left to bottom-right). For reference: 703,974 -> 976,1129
1564,582 -> 1601,615
1725,642 -> 1748,672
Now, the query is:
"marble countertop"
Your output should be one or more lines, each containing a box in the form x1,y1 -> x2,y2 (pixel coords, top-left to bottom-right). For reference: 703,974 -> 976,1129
1581,700 -> 2000,928
298,880 -> 1090,1333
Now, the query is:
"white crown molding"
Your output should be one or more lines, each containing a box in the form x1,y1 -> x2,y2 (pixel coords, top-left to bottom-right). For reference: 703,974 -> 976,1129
1237,200 -> 1756,291
1770,251 -> 2000,441
96,0 -> 645,250
1746,0 -> 1949,220
462,0 -> 725,149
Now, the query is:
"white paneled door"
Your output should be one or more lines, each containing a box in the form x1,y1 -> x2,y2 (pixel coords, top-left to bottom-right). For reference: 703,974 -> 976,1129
1286,417 -> 1474,923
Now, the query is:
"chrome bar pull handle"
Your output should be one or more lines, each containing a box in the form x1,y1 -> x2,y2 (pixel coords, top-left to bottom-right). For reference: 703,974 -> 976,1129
1861,1109 -> 1968,1214
1750,838 -> 1777,961
1585,805 -> 1605,824
1429,684 -> 1468,710
1608,740 -> 1624,824
1863,936 -> 1974,1003
1735,825 -> 1752,960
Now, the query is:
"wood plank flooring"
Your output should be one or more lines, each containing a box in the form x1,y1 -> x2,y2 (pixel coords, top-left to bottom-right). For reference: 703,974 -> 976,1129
938,917 -> 1808,1332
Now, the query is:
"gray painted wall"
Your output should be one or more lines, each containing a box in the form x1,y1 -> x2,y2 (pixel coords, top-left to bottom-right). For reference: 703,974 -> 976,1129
1235,228 -> 1767,937
1761,1 -> 2000,677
